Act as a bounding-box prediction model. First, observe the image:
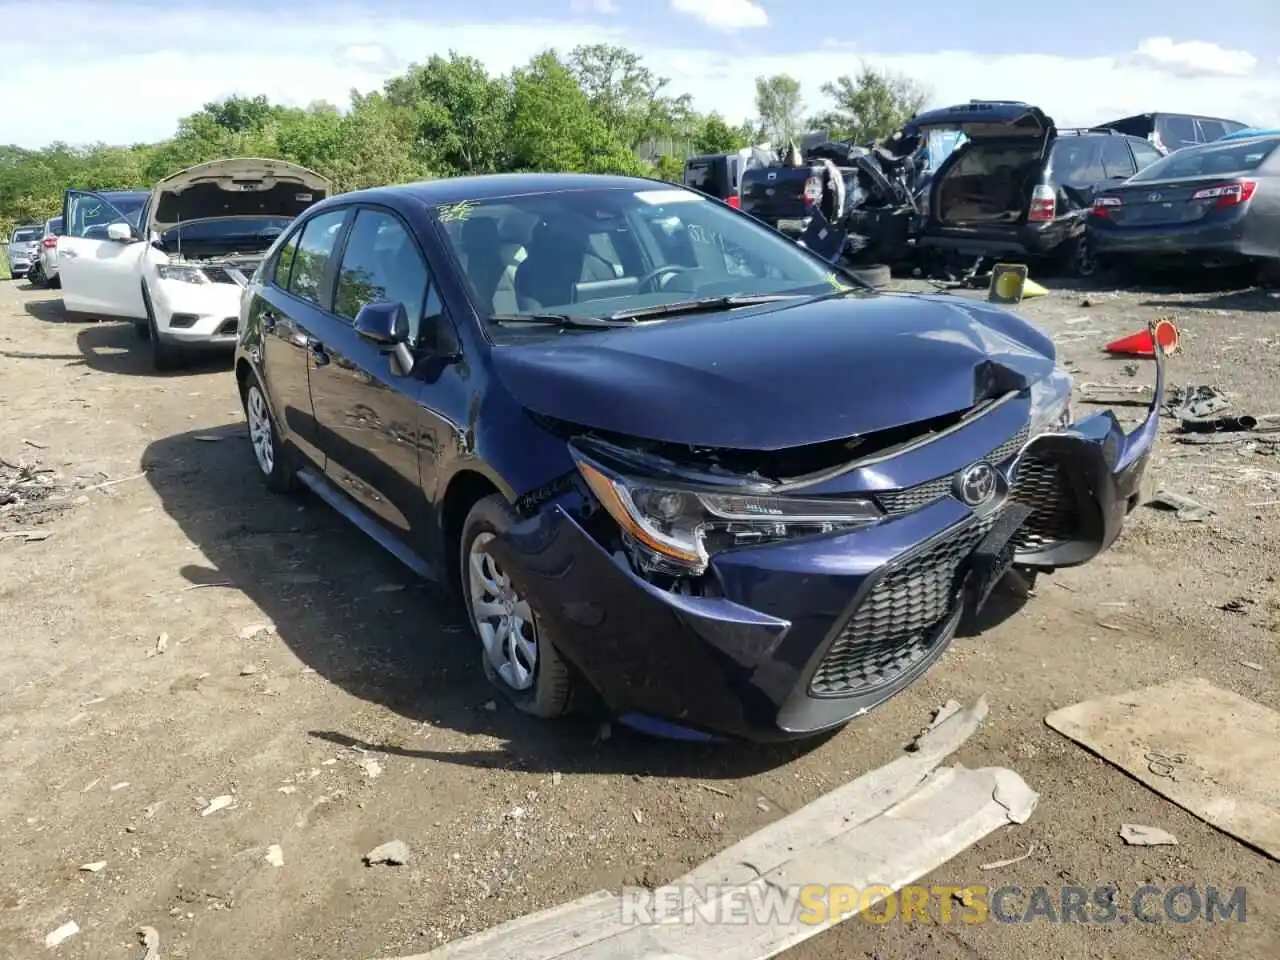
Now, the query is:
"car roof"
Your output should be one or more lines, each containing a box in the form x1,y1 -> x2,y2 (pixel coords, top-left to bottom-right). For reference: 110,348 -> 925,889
13,223 -> 42,231
328,173 -> 672,209
100,190 -> 148,203
1106,112 -> 1245,124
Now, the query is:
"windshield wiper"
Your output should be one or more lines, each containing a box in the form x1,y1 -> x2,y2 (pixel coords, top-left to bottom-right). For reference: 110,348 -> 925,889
606,293 -> 805,321
488,313 -> 632,329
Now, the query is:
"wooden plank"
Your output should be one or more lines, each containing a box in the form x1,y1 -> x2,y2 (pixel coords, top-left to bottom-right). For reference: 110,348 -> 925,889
1046,677 -> 1280,861
382,698 -> 1039,960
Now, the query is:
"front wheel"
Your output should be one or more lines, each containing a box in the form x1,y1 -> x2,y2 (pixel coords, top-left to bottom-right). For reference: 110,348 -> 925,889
460,494 -> 573,718
240,372 -> 297,494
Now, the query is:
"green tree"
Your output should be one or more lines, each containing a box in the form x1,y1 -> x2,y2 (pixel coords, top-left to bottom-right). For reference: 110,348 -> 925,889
694,113 -> 749,154
508,51 -> 641,176
650,154 -> 684,183
566,43 -> 690,150
754,74 -> 804,146
384,53 -> 511,175
810,65 -> 930,144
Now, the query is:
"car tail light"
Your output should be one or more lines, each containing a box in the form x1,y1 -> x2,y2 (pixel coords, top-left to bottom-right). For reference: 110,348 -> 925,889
803,175 -> 823,204
1028,184 -> 1056,222
42,236 -> 57,248
1091,195 -> 1123,219
725,195 -> 741,209
1190,180 -> 1256,209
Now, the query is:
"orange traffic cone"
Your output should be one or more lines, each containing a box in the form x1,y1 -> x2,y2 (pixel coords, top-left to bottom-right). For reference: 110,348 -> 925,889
1105,318 -> 1180,357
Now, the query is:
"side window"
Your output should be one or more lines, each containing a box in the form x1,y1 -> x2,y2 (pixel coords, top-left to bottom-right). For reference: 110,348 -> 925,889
1197,119 -> 1227,143
1158,116 -> 1198,151
66,192 -> 129,240
287,209 -> 348,307
1100,138 -> 1137,179
272,230 -> 301,289
333,209 -> 429,339
1130,140 -> 1163,171
1049,141 -> 1105,184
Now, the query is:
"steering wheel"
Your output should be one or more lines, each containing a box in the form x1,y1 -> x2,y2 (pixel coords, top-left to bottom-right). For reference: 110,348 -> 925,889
636,264 -> 698,293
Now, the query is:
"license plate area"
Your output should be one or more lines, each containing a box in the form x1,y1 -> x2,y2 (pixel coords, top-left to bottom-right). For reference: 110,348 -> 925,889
962,504 -> 1032,614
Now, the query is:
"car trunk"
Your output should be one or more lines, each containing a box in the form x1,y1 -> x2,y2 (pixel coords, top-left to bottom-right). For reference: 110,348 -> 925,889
1101,178 -> 1247,228
933,138 -> 1045,225
739,167 -> 817,222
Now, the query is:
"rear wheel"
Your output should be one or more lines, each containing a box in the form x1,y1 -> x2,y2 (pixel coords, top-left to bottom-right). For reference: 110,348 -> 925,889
240,372 -> 297,494
460,494 -> 573,718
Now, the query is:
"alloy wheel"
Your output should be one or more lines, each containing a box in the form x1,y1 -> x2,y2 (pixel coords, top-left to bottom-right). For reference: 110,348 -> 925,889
467,532 -> 538,691
246,384 -> 275,476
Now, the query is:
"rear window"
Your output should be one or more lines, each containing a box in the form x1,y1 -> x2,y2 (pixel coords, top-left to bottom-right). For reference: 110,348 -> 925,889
47,218 -> 64,236
1197,119 -> 1227,142
11,228 -> 40,242
684,158 -> 727,198
1130,139 -> 1280,182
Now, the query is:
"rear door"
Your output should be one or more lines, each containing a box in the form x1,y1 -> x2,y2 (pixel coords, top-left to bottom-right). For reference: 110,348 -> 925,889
59,191 -> 146,316
253,206 -> 352,468
1155,116 -> 1199,152
306,206 -> 439,542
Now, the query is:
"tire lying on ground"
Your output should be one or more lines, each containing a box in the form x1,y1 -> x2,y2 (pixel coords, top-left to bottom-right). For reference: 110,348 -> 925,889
846,263 -> 892,289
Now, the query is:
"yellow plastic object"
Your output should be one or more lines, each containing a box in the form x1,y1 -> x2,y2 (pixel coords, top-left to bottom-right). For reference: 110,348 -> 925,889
987,263 -> 1028,304
1021,277 -> 1049,298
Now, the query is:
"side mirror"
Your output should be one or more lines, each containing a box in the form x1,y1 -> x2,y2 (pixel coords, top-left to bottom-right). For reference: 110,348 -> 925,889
353,301 -> 409,346
106,222 -> 134,243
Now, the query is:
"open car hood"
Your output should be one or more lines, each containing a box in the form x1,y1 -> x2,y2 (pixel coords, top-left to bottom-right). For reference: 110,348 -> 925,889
147,158 -> 330,234
903,101 -> 1053,141
491,294 -> 1057,451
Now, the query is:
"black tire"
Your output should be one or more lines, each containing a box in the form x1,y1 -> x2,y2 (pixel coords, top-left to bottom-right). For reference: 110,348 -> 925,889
847,263 -> 892,289
142,283 -> 182,371
238,370 -> 297,494
1258,258 -> 1280,289
459,494 -> 573,718
48,275 -> 60,289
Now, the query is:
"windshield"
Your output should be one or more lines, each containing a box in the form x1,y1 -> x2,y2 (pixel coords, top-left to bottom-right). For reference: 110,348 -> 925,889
436,186 -> 850,322
159,216 -> 292,247
1129,138 -> 1279,181
12,228 -> 40,243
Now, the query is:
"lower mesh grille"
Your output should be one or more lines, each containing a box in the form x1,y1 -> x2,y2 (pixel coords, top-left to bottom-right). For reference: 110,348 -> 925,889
809,514 -> 997,697
876,425 -> 1029,517
1011,456 -> 1080,550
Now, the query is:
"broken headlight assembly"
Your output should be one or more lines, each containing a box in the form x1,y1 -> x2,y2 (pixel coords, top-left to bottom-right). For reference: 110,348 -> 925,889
1027,367 -> 1073,438
573,454 -> 884,577
155,263 -> 210,284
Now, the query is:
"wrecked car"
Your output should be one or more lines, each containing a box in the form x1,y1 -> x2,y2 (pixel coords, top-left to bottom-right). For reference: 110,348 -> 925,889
59,158 -> 329,370
906,101 -> 1165,277
234,173 -> 1164,742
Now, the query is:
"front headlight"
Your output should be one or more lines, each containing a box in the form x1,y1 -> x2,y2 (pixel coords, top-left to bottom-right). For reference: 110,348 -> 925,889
574,454 -> 884,576
1027,367 -> 1073,438
156,263 -> 209,284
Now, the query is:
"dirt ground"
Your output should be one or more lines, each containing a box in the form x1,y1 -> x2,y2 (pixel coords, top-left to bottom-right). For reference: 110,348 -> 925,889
0,272 -> 1277,960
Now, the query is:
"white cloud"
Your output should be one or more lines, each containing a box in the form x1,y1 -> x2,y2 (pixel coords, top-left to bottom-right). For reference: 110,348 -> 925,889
670,0 -> 768,31
570,0 -> 618,13
0,5 -> 1276,149
1130,37 -> 1256,78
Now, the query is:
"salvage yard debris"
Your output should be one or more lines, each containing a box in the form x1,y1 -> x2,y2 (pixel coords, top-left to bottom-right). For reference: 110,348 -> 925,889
364,840 -> 412,866
1147,489 -> 1214,522
1119,823 -> 1178,847
1046,678 -> 1280,861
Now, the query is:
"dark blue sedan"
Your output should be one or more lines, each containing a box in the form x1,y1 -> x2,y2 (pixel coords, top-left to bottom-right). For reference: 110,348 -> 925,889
233,173 -> 1164,742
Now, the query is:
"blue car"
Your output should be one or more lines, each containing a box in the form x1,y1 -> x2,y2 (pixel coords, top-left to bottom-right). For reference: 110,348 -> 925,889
233,173 -> 1163,742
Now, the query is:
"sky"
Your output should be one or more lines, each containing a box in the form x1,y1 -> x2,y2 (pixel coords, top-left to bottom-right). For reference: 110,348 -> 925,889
3,0 -> 1279,149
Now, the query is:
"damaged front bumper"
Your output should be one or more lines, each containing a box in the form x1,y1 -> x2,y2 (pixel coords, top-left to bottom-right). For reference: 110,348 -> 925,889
488,332 -> 1166,742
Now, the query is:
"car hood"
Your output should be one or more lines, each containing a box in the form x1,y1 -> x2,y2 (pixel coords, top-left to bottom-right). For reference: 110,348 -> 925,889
147,157 -> 330,234
491,294 -> 1057,450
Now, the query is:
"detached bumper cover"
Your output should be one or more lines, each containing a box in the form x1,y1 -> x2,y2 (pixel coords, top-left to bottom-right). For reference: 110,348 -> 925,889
492,335 -> 1166,741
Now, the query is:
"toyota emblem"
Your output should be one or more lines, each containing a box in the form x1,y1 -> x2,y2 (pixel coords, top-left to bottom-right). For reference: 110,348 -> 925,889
1148,192 -> 1162,202
956,462 -> 997,508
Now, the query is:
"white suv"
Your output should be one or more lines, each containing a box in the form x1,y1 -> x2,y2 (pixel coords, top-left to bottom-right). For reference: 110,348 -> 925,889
57,158 -> 330,370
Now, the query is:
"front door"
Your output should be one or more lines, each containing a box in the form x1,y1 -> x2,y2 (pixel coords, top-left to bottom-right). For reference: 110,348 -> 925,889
253,207 -> 352,468
59,191 -> 147,317
306,206 -> 436,542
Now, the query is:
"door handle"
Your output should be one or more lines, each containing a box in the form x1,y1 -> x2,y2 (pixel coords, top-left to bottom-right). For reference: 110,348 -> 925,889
308,339 -> 330,366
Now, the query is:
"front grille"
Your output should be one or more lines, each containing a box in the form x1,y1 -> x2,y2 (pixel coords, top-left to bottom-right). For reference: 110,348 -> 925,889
1011,456 -> 1080,550
809,514 -> 997,697
876,425 -> 1029,517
